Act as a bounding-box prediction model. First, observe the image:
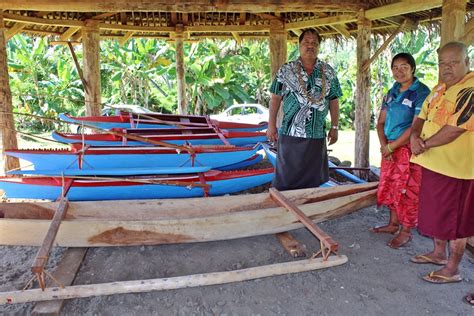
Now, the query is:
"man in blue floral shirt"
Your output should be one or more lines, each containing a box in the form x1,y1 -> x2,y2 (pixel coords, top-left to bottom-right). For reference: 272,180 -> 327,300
267,29 -> 342,190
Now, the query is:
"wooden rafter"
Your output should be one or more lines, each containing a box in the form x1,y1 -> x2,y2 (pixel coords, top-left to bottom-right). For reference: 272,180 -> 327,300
231,31 -> 241,43
331,24 -> 350,38
59,26 -> 81,41
362,19 -> 408,72
286,14 -> 357,30
5,22 -> 26,40
118,31 -> 135,45
3,12 -> 84,27
0,0 -> 364,13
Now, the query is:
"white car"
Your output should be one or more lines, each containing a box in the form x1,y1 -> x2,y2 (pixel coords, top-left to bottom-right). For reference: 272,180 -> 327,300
211,104 -> 269,125
101,104 -> 158,116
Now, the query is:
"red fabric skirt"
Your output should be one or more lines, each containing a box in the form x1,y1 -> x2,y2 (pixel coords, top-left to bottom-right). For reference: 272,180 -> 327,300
418,167 -> 474,240
377,144 -> 421,228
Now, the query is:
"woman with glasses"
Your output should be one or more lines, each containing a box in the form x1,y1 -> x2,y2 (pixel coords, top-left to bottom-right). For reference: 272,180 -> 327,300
371,53 -> 430,249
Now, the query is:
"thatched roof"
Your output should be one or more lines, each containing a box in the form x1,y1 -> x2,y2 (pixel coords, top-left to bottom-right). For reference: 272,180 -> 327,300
2,0 -> 473,42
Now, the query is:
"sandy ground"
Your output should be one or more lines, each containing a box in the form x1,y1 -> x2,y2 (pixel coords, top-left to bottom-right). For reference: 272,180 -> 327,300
1,204 -> 473,315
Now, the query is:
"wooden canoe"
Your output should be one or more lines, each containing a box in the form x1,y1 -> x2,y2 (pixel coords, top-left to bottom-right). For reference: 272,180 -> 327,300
0,182 -> 377,247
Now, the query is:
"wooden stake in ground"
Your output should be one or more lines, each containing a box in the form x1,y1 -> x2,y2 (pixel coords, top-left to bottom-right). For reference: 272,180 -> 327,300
0,255 -> 347,305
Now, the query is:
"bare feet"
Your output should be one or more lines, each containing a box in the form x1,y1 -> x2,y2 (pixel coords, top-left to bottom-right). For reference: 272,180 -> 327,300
387,230 -> 412,249
370,224 -> 399,234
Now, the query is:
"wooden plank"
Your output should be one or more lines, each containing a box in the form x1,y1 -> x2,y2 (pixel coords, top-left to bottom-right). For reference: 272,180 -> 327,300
276,232 -> 306,258
3,12 -> 84,28
31,198 -> 69,276
32,248 -> 88,315
1,255 -> 348,305
365,0 -> 443,20
269,188 -> 338,253
0,189 -> 377,247
0,1 -> 363,13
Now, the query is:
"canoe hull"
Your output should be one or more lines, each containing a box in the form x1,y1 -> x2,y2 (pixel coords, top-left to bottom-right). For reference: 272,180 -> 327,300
0,169 -> 273,201
0,185 -> 377,247
6,145 -> 261,170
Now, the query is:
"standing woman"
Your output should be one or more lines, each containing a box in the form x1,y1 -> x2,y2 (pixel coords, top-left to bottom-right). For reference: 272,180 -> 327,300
371,53 -> 430,248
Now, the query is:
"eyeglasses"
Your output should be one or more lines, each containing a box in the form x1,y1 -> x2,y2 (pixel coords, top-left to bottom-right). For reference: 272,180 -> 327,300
391,64 -> 411,72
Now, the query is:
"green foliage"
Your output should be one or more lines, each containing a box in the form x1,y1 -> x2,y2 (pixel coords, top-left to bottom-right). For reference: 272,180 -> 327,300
8,29 -> 445,133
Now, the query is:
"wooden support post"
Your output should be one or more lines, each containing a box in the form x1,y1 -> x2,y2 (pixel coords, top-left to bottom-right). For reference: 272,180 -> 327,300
32,248 -> 88,315
276,232 -> 307,258
1,256 -> 348,305
67,42 -> 88,95
175,24 -> 187,115
82,20 -> 101,116
31,197 -> 69,290
0,13 -> 20,173
269,20 -> 287,127
355,10 -> 371,169
441,0 -> 467,46
269,188 -> 338,258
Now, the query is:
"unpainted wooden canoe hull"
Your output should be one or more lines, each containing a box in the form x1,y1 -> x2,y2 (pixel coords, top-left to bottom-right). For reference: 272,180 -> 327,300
0,183 -> 377,247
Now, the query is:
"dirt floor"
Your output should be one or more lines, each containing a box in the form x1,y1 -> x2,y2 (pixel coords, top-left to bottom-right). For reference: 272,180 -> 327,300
1,204 -> 473,315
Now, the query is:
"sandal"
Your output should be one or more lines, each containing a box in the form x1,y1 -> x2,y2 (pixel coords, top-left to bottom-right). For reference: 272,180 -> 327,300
387,231 -> 412,249
410,254 -> 448,266
464,293 -> 474,306
422,271 -> 462,284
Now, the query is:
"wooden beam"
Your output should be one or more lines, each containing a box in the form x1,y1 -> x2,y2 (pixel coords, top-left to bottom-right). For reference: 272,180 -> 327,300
59,26 -> 81,42
5,22 -> 26,40
231,31 -> 241,44
330,24 -> 350,39
99,23 -> 175,33
440,0 -> 466,46
31,197 -> 69,290
362,20 -> 407,72
0,255 -> 348,304
175,25 -> 187,115
3,12 -> 84,28
0,1 -> 363,13
286,14 -> 357,31
365,0 -> 443,20
269,188 -> 338,255
354,10 -> 371,169
0,14 -> 19,173
276,232 -> 307,258
67,42 -> 88,95
118,31 -> 135,46
82,20 -> 101,116
90,12 -> 118,21
32,248 -> 88,315
187,24 -> 268,33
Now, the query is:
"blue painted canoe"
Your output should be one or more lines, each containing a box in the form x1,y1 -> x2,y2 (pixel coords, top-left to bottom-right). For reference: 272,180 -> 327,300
59,113 -> 268,132
260,142 -> 365,186
51,130 -> 267,147
7,166 -> 212,176
6,144 -> 261,170
0,168 -> 274,201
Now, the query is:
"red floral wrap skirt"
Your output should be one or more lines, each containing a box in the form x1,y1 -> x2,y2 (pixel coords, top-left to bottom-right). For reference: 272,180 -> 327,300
377,144 -> 421,228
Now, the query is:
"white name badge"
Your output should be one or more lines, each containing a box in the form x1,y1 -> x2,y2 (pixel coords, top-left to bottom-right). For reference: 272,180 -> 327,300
402,98 -> 413,107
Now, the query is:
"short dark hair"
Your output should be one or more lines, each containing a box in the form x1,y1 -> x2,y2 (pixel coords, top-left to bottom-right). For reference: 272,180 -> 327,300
299,29 -> 321,44
391,52 -> 416,75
